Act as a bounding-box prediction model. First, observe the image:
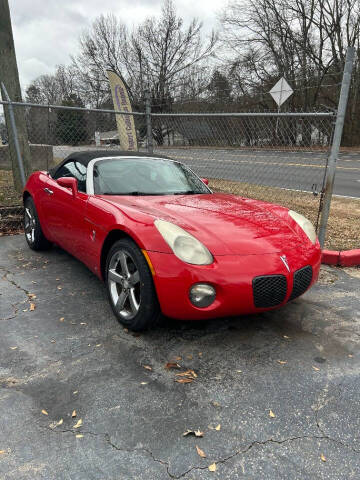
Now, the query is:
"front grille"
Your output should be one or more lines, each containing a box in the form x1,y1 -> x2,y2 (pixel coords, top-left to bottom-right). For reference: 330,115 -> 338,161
253,275 -> 287,308
289,265 -> 313,301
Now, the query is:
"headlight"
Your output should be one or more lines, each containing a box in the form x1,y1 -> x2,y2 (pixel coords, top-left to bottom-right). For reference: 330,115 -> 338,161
154,219 -> 213,265
288,210 -> 317,244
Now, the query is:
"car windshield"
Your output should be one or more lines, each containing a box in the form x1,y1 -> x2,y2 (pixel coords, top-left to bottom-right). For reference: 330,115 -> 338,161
93,157 -> 211,195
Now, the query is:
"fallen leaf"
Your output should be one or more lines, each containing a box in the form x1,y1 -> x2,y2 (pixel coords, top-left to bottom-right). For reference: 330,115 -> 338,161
183,429 -> 204,437
32,281 -> 37,284
283,335 -> 290,339
76,434 -> 84,438
312,366 -> 320,371
269,410 -> 275,418
187,355 -> 193,360
96,344 -> 101,347
174,356 -> 182,361
0,450 -> 6,454
215,424 -> 221,431
30,303 -> 36,311
123,328 -> 129,333
73,419 -> 82,429
348,354 -> 353,358
72,410 -> 77,418
198,352 -> 203,357
50,339 -> 56,343
175,378 -> 193,384
22,309 -> 28,312
57,419 -> 63,426
10,347 -> 18,350
212,401 -> 220,407
28,293 -> 36,299
143,365 -> 152,371
320,453 -> 326,462
80,322 -> 87,325
73,391 -> 78,395
277,360 -> 287,365
57,286 -> 62,290
196,445 -> 206,458
140,382 -> 148,385
175,369 -> 197,379
208,463 -> 217,472
236,370 -> 242,373
41,409 -> 48,415
165,362 -> 181,369
59,317 -> 65,322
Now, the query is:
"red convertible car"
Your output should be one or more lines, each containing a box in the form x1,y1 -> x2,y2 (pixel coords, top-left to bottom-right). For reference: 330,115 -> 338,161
23,150 -> 321,331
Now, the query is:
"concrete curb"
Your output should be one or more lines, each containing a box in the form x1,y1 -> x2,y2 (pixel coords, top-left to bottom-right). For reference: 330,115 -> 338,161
322,249 -> 360,267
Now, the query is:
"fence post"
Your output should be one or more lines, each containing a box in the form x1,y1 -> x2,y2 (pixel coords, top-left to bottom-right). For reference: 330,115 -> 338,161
318,47 -> 355,248
145,89 -> 153,154
1,82 -> 26,187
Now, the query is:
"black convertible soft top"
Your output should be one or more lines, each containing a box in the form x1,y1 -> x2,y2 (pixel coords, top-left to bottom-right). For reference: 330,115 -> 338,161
49,150 -> 172,177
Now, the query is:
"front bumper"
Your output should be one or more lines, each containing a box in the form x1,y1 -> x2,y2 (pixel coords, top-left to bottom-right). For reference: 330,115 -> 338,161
147,244 -> 321,320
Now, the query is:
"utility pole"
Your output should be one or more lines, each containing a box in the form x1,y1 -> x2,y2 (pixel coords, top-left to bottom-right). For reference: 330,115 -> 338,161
0,0 -> 31,191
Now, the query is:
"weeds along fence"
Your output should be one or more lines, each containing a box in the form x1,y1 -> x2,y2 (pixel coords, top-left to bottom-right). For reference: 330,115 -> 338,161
0,101 -> 335,238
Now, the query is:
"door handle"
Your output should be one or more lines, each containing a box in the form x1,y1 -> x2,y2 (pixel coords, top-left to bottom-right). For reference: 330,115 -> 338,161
44,188 -> 53,195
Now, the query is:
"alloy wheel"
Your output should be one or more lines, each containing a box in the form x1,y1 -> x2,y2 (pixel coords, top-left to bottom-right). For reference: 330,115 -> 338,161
108,250 -> 141,320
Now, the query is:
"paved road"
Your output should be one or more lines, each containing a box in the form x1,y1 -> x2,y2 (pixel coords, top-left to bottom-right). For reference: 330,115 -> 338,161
1,235 -> 360,479
53,146 -> 360,198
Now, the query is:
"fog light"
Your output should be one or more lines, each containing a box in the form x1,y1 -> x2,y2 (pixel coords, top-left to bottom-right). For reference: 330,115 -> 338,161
189,283 -> 216,308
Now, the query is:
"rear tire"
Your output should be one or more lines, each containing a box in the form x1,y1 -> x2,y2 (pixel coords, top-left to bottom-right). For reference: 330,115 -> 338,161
105,238 -> 160,331
24,197 -> 51,251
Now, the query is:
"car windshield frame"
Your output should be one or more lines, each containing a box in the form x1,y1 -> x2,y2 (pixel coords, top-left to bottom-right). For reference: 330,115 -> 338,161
85,156 -> 212,196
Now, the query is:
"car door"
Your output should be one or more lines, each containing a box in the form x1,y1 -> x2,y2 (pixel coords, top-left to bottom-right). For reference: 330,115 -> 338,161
42,160 -> 88,257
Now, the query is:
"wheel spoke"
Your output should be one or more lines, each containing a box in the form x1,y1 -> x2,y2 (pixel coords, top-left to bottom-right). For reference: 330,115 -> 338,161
31,229 -> 35,243
25,208 -> 32,221
108,268 -> 124,284
128,289 -> 139,314
116,290 -> 128,310
117,252 -> 130,278
129,270 -> 140,286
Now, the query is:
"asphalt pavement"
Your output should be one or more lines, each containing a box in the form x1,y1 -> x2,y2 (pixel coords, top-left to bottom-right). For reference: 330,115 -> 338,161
53,146 -> 360,198
1,235 -> 360,479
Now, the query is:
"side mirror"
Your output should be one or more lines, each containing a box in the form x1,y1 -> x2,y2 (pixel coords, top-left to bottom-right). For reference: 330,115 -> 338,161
201,178 -> 209,185
57,177 -> 78,197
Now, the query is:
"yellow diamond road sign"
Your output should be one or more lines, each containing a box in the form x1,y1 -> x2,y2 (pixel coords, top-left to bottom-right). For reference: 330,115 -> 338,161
270,77 -> 293,107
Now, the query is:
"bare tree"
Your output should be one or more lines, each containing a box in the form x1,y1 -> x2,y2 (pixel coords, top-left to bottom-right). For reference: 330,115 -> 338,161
72,0 -> 217,110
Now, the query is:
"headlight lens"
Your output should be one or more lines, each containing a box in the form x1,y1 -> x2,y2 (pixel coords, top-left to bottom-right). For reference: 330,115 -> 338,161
288,210 -> 317,244
154,219 -> 213,265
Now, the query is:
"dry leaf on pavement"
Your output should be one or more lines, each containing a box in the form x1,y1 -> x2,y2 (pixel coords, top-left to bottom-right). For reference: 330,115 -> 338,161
320,453 -> 326,462
10,347 -> 18,350
175,369 -> 197,379
41,409 -> 48,415
277,360 -> 287,365
0,450 -> 6,454
73,419 -> 82,429
196,445 -> 206,458
208,463 -> 217,472
269,410 -> 275,418
215,424 -> 221,431
76,434 -> 84,438
175,378 -> 193,384
72,410 -> 77,418
143,365 -> 152,371
183,429 -> 204,437
312,366 -> 320,371
165,362 -> 181,369
30,303 -> 36,311
174,356 -> 182,361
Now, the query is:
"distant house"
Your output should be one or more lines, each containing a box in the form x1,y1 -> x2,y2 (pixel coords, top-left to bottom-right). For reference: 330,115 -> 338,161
99,130 -> 119,145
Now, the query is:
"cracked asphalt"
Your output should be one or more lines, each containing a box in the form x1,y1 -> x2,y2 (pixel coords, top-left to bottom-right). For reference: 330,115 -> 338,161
1,235 -> 360,479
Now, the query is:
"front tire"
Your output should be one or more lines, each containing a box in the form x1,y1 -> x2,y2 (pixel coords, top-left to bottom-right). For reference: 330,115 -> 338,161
24,197 -> 51,251
105,238 -> 160,331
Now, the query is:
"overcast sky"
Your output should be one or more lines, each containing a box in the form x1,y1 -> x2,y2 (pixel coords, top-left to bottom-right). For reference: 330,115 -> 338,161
9,0 -> 221,90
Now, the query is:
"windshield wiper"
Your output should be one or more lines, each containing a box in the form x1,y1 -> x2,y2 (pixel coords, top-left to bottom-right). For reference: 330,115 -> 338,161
101,191 -> 164,196
172,190 -> 199,195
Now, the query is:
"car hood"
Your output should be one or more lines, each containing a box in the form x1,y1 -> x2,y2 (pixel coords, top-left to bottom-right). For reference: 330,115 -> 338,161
102,193 -> 303,255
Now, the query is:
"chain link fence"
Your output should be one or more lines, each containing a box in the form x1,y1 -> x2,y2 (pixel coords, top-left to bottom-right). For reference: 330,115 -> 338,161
0,98 -> 354,249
